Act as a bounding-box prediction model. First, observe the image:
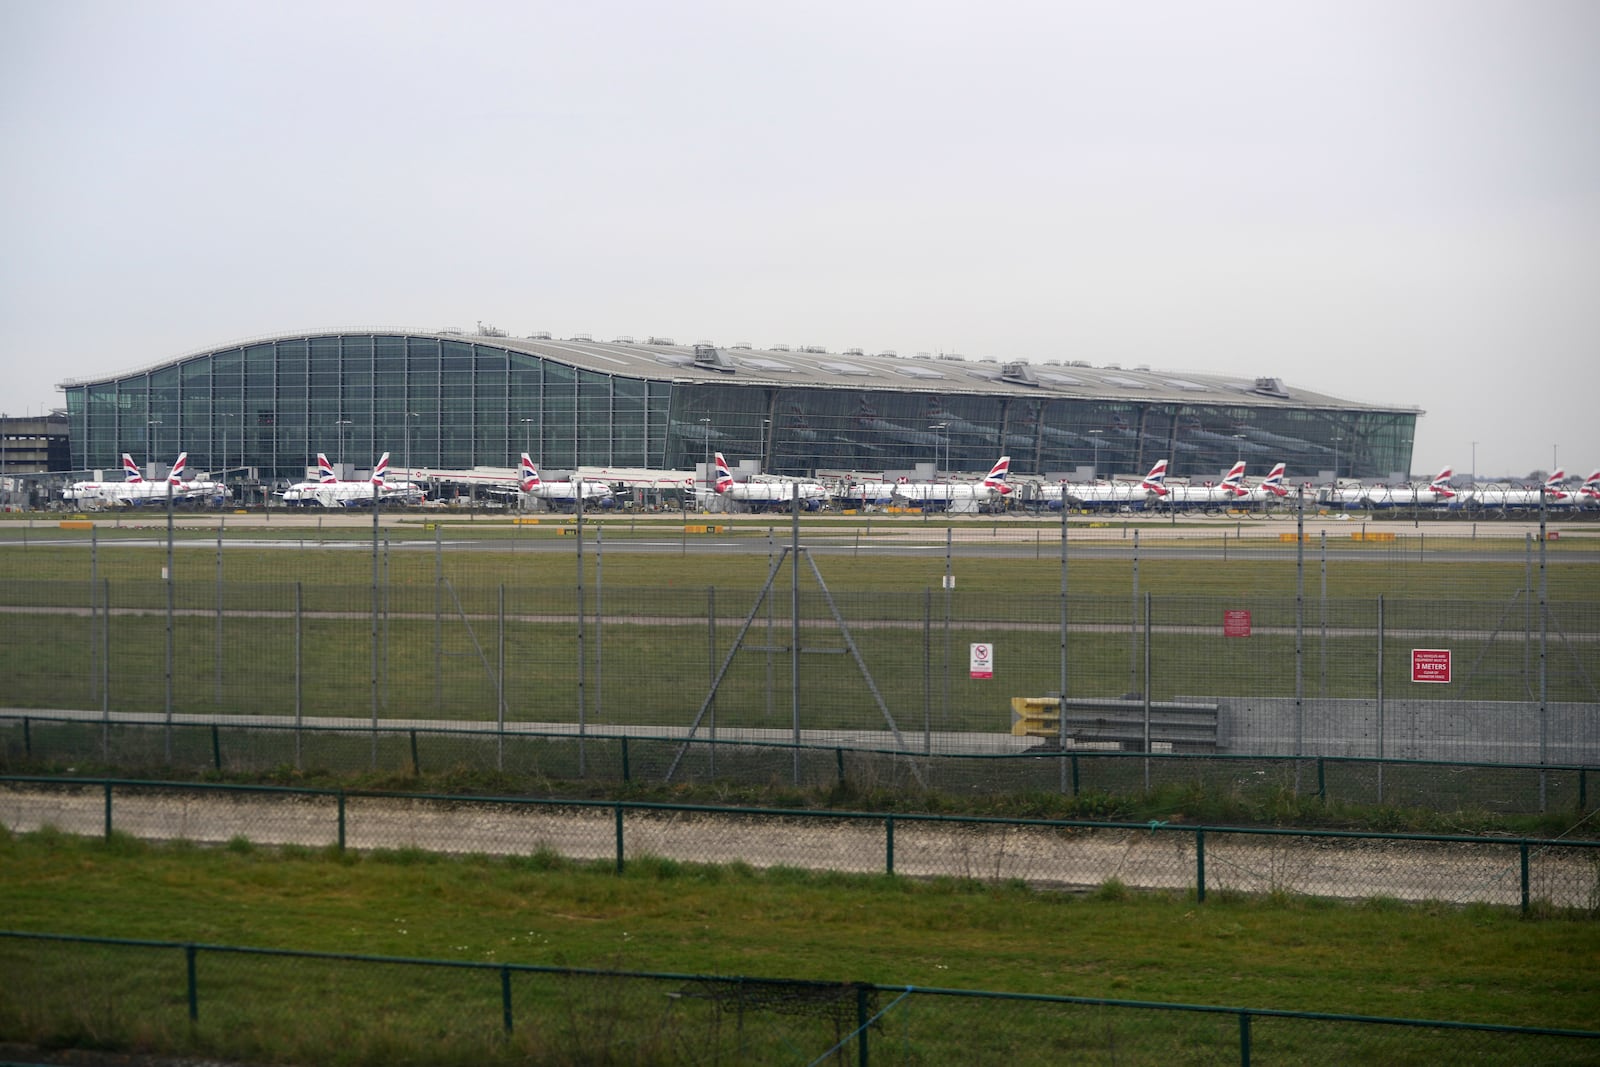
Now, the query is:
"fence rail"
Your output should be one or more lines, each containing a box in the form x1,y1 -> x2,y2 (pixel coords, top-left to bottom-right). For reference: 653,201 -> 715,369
5,777 -> 1597,912
2,714 -> 1593,817
3,930 -> 1597,1065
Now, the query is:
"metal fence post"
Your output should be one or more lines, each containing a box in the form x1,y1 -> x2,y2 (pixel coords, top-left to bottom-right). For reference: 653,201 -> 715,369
857,983 -> 871,1066
186,943 -> 199,1021
615,803 -> 625,874
501,965 -> 514,1034
1239,1010 -> 1252,1066
1520,840 -> 1530,916
885,815 -> 895,876
1196,827 -> 1206,903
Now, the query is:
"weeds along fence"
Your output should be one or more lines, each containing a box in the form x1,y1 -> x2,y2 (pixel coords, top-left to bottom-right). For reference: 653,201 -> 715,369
1,519 -> 1596,770
3,716 -> 1595,817
4,932 -> 1597,1067
4,778 -> 1599,912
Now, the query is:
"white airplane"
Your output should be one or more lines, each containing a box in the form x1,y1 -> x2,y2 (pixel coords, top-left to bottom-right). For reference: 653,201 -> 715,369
1576,470 -> 1600,507
1047,459 -> 1170,510
518,453 -> 616,507
1242,462 -> 1306,507
61,454 -> 145,506
702,452 -> 829,511
64,453 -> 192,506
280,453 -> 420,507
1359,467 -> 1459,509
1464,470 -> 1575,510
1155,461 -> 1251,510
891,456 -> 1013,511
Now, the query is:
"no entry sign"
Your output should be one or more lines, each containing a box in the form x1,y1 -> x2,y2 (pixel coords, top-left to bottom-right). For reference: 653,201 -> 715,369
1411,649 -> 1452,683
969,642 -> 993,679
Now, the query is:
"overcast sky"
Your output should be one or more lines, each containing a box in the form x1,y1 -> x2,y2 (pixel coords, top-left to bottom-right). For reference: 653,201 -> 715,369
3,0 -> 1596,479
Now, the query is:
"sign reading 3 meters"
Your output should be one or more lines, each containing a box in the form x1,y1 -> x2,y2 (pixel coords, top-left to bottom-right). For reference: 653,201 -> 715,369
1411,648 -> 1452,683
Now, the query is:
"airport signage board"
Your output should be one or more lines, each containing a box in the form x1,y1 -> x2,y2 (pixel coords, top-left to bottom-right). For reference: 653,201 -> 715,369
969,642 -> 993,679
1411,649 -> 1452,683
1223,610 -> 1252,637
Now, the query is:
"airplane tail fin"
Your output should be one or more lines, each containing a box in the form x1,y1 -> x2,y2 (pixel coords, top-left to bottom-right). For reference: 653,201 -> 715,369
317,454 -> 337,483
1428,467 -> 1455,497
1580,469 -> 1600,500
122,454 -> 144,483
519,452 -> 541,492
1139,459 -> 1169,494
1259,462 -> 1288,497
983,455 -> 1012,493
166,453 -> 188,485
713,451 -> 735,493
1220,460 -> 1248,496
371,453 -> 390,487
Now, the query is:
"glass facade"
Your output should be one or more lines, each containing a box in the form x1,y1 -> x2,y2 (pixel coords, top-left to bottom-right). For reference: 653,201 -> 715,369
60,332 -> 1416,486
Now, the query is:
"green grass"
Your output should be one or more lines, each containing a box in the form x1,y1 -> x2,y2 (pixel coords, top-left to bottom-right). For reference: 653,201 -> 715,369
1,827 -> 1596,1065
3,520 -> 1598,598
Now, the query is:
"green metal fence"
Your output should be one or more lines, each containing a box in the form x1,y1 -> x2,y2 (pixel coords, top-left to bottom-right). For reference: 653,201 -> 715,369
3,931 -> 1596,1065
2,715 -> 1593,817
5,777 -> 1597,912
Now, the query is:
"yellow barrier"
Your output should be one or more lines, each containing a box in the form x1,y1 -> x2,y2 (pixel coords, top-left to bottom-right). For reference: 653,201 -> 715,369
1010,696 -> 1061,738
1350,531 -> 1396,542
1279,533 -> 1307,542
59,520 -> 94,530
683,525 -> 729,534
513,517 -> 541,525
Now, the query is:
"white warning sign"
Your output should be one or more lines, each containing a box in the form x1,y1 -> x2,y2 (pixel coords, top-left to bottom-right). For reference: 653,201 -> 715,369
969,642 -> 993,680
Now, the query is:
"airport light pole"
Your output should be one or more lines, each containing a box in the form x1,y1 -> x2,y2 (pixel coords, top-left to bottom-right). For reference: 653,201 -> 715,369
147,418 -> 163,473
1233,433 -> 1246,464
519,417 -> 535,512
699,417 -> 712,507
1332,434 -> 1343,482
335,418 -> 353,473
930,422 -> 948,485
1088,428 -> 1102,477
221,412 -> 236,506
405,411 -> 421,484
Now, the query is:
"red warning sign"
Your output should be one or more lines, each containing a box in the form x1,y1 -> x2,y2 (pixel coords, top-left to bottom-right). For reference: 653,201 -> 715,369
1223,610 -> 1252,637
1411,649 -> 1452,683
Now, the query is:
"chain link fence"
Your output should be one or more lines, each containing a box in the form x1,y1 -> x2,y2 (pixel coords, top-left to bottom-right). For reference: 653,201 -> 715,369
6,779 -> 1598,912
3,931 -> 1596,1065
2,716 -> 1593,818
2,520 -> 1596,770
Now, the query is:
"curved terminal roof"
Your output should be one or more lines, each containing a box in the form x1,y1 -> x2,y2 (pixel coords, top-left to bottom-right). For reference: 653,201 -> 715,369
59,327 -> 1419,416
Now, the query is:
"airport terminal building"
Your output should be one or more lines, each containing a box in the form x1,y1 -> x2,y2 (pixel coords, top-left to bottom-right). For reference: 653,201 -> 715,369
57,328 -> 1418,490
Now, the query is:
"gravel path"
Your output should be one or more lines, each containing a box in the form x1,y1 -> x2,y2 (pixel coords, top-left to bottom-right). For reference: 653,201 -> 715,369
3,786 -> 1595,909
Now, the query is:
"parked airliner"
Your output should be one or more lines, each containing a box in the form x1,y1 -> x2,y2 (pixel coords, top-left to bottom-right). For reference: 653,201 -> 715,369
1041,460 -> 1169,510
63,454 -> 192,506
890,456 -> 1013,511
702,452 -> 829,511
1464,470 -> 1573,510
518,453 -> 617,507
280,453 -> 420,506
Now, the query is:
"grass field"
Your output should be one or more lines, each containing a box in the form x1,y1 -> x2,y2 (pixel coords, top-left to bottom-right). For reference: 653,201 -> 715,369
3,517 -> 1597,1063
2,827 -> 1597,1065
